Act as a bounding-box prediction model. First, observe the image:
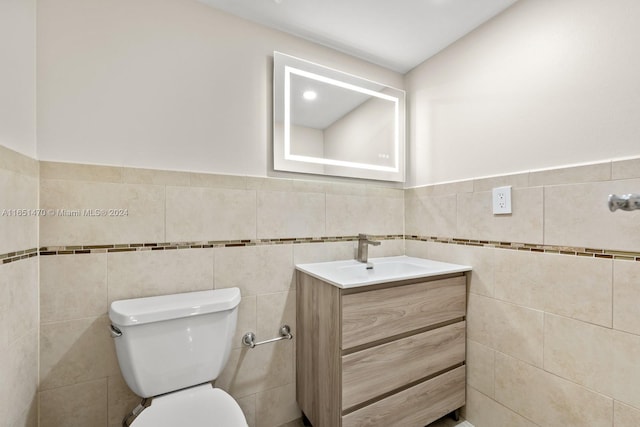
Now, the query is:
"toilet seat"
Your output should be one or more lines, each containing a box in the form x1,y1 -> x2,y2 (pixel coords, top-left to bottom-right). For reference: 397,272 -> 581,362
129,384 -> 247,427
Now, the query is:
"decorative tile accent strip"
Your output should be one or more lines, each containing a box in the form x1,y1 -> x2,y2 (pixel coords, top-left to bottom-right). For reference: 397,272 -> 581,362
38,235 -> 405,256
1,248 -> 38,264
405,235 -> 640,262
5,234 -> 635,263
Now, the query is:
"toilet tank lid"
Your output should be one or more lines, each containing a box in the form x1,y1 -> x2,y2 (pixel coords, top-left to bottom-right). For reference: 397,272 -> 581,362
109,288 -> 241,327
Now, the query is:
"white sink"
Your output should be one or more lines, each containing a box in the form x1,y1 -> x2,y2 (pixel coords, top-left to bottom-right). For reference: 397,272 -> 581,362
295,255 -> 471,288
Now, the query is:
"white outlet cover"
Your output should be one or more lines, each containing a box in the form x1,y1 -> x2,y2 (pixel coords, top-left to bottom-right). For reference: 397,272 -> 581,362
492,186 -> 512,215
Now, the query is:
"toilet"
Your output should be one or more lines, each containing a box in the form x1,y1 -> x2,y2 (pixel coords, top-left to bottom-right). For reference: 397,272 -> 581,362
109,287 -> 248,427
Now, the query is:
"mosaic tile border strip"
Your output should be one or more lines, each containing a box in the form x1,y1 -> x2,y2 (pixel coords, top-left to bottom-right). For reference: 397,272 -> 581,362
37,235 -> 405,256
1,248 -> 38,264
3,234 -> 639,263
406,235 -> 640,261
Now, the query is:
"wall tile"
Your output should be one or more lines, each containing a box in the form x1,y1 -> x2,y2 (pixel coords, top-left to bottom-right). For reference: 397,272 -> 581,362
293,241 -> 355,265
39,161 -> 122,183
465,386 -> 537,427
292,180 -> 329,195
40,316 -> 118,390
612,158 -> 640,180
166,186 -> 256,242
457,187 -> 544,244
544,313 -> 614,396
495,352 -> 613,427
216,340 -> 293,398
406,180 -> 473,197
107,248 -> 214,304
1,258 -> 38,344
365,186 -> 404,199
257,190 -> 325,238
234,295 -> 257,349
247,177 -> 297,192
326,193 -> 403,236
494,250 -> 613,327
529,162 -> 611,186
544,178 -> 640,251
404,239 -> 430,259
6,330 -> 38,426
324,182 -> 368,197
40,253 -> 107,322
237,394 -> 256,427
465,293 -> 496,349
40,180 -> 165,246
214,245 -> 294,297
427,242 -> 494,297
613,260 -> 640,335
613,329 -> 640,409
256,291 -> 296,342
369,238 -> 404,258
467,294 -> 543,367
615,401 -> 640,427
10,401 -> 38,427
255,383 -> 301,427
0,145 -> 38,177
190,172 -> 247,190
122,167 -> 190,186
39,379 -> 108,427
0,169 -> 38,253
405,193 -> 457,237
473,172 -> 530,192
466,339 -> 495,398
0,339 -> 6,421
107,374 -> 140,427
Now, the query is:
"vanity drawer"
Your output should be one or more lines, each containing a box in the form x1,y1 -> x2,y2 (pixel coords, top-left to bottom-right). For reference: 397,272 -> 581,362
341,321 -> 465,410
341,276 -> 465,350
342,365 -> 466,427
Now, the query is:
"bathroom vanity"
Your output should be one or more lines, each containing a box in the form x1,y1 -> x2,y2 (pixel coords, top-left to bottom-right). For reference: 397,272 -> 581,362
295,256 -> 471,427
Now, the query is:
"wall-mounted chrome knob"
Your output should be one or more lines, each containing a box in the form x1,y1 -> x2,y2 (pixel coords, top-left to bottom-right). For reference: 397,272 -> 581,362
609,194 -> 640,212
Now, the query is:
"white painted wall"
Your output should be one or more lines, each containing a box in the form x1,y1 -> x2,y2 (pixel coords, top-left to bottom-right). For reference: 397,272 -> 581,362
36,0 -> 403,177
406,0 -> 640,186
0,0 -> 36,157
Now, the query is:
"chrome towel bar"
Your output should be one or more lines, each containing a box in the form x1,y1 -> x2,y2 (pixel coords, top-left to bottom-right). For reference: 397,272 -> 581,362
242,324 -> 292,349
609,194 -> 640,212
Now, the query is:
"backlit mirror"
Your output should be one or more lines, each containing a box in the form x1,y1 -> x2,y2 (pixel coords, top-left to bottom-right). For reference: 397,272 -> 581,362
273,52 -> 405,182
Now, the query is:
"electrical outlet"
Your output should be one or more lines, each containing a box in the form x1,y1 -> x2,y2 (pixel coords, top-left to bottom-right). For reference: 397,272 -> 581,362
492,186 -> 512,214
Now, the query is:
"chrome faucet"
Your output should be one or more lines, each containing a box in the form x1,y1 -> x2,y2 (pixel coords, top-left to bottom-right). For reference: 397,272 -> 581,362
357,233 -> 381,269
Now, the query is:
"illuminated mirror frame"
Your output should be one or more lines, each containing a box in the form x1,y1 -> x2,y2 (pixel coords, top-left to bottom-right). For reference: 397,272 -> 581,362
273,52 -> 406,182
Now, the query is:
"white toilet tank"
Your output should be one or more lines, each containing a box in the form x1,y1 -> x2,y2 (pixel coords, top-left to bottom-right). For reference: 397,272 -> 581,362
109,288 -> 241,398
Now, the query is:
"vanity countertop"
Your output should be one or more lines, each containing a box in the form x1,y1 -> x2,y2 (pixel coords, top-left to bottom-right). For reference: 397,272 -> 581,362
295,255 -> 471,289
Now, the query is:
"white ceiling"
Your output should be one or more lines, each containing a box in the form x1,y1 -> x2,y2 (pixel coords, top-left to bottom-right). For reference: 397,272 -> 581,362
197,0 -> 519,73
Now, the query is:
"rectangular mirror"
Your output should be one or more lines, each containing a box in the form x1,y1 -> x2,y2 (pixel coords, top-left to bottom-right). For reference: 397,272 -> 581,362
273,52 -> 405,182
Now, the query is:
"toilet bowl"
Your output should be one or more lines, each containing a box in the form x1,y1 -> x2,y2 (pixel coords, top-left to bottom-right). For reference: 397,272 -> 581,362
128,384 -> 246,427
109,288 -> 247,427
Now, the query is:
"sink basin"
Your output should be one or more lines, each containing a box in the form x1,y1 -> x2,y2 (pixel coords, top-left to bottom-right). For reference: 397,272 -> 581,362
295,255 -> 471,288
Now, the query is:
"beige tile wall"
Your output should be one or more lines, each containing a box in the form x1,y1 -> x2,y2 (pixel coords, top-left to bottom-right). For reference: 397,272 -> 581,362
37,161 -> 404,427
23,156 -> 640,427
406,159 -> 640,427
0,145 -> 39,427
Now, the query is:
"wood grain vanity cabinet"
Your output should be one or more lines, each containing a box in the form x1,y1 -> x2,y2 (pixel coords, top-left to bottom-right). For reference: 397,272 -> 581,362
296,271 -> 467,427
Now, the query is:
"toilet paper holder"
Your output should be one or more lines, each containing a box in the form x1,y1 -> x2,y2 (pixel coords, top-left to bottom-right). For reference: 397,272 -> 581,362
242,324 -> 293,349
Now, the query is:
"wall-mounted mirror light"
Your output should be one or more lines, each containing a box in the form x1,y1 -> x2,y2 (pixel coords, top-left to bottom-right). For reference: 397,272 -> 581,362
273,52 -> 406,182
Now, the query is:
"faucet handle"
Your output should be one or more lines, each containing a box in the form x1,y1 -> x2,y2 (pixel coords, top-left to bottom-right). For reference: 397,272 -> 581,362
358,233 -> 381,246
